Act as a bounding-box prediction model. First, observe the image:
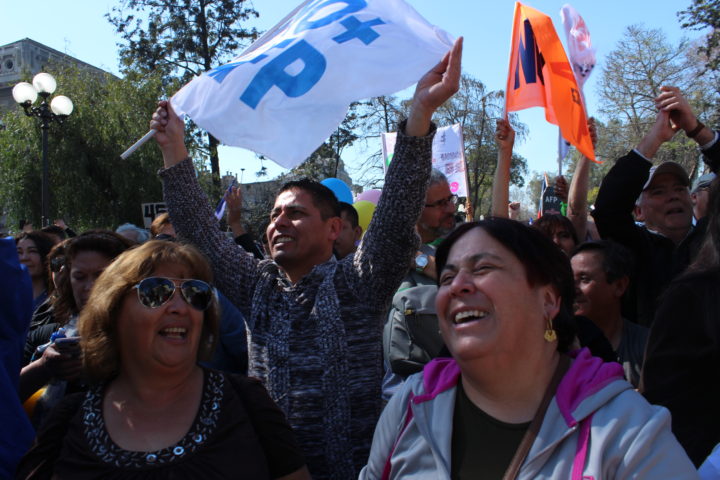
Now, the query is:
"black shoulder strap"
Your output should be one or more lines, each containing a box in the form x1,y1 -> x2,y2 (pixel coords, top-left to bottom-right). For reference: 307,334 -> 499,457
17,392 -> 85,479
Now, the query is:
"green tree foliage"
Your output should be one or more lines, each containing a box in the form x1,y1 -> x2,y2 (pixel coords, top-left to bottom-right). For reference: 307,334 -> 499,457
684,38 -> 720,126
107,0 -> 260,193
524,171 -> 545,215
597,25 -> 714,177
598,25 -> 690,140
679,0 -> 720,70
351,95 -> 405,188
0,65 -> 183,231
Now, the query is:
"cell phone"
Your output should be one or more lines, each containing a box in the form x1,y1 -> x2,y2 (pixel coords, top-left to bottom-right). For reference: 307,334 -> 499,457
54,336 -> 80,347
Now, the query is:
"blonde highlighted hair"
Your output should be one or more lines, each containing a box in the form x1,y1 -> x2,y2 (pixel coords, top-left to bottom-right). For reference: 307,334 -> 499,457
150,212 -> 172,237
79,240 -> 220,381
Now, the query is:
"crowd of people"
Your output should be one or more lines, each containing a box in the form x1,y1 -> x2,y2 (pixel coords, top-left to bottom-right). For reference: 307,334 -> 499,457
2,36 -> 720,479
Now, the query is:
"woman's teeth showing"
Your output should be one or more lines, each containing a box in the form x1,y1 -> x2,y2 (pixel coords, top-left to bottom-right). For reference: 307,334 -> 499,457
160,327 -> 187,339
453,310 -> 488,324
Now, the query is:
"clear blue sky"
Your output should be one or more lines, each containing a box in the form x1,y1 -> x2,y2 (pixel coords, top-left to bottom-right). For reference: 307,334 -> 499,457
1,0 -> 700,184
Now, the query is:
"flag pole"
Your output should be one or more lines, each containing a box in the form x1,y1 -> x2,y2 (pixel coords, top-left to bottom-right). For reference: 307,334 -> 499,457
558,151 -> 562,177
120,129 -> 156,159
503,2 -> 522,121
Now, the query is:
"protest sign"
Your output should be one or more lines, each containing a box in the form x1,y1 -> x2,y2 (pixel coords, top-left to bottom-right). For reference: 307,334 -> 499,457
141,202 -> 167,229
381,123 -> 468,197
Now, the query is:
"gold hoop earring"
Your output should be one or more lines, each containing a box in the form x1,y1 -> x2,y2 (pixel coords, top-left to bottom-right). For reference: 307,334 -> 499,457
544,315 -> 557,342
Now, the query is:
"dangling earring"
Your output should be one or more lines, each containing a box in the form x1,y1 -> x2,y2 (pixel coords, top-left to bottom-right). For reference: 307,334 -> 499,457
544,315 -> 557,342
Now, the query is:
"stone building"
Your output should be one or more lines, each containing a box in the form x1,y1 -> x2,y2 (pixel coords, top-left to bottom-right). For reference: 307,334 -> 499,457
0,38 -> 107,113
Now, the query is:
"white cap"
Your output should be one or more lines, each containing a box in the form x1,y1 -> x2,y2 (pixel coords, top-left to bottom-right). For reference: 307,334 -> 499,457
642,162 -> 690,191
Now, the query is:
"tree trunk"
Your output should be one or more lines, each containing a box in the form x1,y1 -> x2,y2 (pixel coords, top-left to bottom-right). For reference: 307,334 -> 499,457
208,134 -> 221,194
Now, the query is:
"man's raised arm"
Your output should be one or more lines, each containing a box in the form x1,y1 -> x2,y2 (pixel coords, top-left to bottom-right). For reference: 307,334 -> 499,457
566,117 -> 598,242
592,110 -> 677,244
348,37 -> 463,308
491,119 -> 515,218
152,100 -> 260,318
656,85 -> 719,173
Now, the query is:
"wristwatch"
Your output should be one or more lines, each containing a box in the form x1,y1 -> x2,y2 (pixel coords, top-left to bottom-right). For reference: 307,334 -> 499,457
415,253 -> 429,273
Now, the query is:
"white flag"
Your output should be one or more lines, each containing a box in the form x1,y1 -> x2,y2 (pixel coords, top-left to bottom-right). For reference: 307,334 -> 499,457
171,0 -> 454,169
560,4 -> 596,93
558,4 -> 596,164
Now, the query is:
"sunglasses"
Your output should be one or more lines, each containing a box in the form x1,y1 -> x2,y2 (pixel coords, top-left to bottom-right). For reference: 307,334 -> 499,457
133,277 -> 214,311
50,256 -> 65,273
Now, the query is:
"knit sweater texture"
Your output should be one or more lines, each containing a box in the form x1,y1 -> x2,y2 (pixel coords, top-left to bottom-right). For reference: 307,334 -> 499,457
159,122 -> 434,479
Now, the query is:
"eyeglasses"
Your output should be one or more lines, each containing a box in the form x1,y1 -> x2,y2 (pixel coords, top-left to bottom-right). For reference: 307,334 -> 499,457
425,195 -> 458,209
133,277 -> 214,311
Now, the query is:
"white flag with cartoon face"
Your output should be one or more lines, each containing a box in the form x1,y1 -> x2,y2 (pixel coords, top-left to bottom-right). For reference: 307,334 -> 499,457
171,0 -> 454,168
382,124 -> 468,197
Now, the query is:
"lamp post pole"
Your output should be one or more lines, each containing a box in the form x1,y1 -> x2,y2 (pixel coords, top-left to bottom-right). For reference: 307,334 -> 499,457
41,112 -> 50,227
12,73 -> 73,227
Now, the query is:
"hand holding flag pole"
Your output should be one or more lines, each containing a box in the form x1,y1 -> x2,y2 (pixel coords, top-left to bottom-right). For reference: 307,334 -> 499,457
150,100 -> 190,168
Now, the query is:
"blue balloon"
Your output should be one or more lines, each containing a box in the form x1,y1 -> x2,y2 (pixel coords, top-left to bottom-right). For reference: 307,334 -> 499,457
321,178 -> 353,204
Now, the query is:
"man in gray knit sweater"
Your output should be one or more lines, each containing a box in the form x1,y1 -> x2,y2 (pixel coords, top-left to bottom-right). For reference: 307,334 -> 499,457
150,38 -> 462,479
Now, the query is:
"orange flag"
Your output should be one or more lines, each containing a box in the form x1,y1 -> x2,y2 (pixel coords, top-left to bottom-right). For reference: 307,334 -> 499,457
505,2 -> 596,161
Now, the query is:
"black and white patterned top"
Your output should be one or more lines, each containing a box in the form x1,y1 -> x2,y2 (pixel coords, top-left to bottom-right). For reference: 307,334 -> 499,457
82,370 -> 224,468
159,121 -> 435,479
17,369 -> 305,479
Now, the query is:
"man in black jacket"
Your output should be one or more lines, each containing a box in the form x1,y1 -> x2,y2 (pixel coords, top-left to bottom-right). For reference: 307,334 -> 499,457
592,86 -> 720,326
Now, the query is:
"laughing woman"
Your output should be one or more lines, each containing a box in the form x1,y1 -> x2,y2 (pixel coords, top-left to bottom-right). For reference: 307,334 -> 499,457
17,241 -> 309,480
360,218 -> 697,479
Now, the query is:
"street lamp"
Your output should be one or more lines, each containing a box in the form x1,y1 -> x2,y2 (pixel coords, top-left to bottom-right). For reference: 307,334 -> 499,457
12,72 -> 73,227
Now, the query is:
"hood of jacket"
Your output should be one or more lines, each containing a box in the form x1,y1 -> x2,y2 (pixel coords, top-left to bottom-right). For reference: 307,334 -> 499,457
417,348 -> 625,422
415,348 -> 628,477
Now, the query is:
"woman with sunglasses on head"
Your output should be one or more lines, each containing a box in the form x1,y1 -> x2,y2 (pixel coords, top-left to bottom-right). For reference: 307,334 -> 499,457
28,240 -> 70,333
17,241 -> 309,480
360,218 -> 697,479
19,231 -> 133,428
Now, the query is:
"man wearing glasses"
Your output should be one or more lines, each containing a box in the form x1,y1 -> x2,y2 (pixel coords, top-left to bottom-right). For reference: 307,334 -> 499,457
413,169 -> 458,281
382,169 -> 457,399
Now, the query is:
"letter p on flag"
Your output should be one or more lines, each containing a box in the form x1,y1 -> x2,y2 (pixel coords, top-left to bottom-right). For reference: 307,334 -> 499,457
504,2 -> 595,162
